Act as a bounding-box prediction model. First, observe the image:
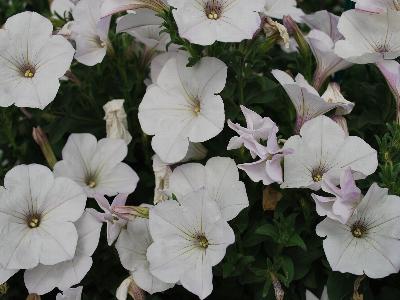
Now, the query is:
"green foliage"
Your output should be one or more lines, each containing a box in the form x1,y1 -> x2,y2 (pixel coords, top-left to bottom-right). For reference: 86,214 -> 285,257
1,0 -> 400,299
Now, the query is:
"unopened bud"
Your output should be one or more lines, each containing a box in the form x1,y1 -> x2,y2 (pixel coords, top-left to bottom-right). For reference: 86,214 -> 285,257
269,272 -> 284,300
32,127 -> 57,169
26,294 -> 41,300
116,276 -> 145,300
113,206 -> 150,220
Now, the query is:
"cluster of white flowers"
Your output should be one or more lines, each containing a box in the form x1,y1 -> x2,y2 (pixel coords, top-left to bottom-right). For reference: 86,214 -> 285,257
2,0 -> 400,299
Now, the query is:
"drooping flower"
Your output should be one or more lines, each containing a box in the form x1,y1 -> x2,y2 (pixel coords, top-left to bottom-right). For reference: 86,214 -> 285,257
138,52 -> 227,163
54,133 -> 139,197
24,210 -> 102,295
317,183 -> 400,278
92,194 -> 128,245
169,157 -> 248,221
167,0 -> 265,46
376,60 -> 400,122
0,12 -> 75,108
116,9 -> 173,52
103,99 -> 132,145
0,164 -> 86,270
334,9 -> 400,64
271,70 -> 342,132
101,0 -> 168,17
147,189 -> 235,299
237,129 -> 293,186
116,215 -> 174,294
352,0 -> 400,13
56,286 -> 83,300
312,168 -> 361,224
51,0 -> 79,17
71,0 -> 111,66
282,116 -> 378,191
227,105 -> 278,158
321,83 -> 354,116
263,0 -> 305,22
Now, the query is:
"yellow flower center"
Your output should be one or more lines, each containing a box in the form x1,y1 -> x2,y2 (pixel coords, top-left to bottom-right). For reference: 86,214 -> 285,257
28,217 -> 40,228
351,222 -> 367,238
312,174 -> 323,182
24,69 -> 35,78
207,11 -> 219,20
87,180 -> 97,188
197,235 -> 209,249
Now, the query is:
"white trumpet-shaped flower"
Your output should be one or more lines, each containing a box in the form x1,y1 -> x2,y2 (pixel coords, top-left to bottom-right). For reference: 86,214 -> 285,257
0,164 -> 86,270
138,52 -> 227,163
147,189 -> 235,299
168,0 -> 265,45
54,133 -> 139,197
263,0 -> 305,22
334,9 -> 400,64
0,12 -> 75,108
317,183 -> 400,278
282,116 -> 378,191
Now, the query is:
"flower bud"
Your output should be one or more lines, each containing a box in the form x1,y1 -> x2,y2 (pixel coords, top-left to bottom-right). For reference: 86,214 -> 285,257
26,294 -> 41,300
113,206 -> 150,220
103,99 -> 132,145
116,276 -> 145,300
32,127 -> 57,169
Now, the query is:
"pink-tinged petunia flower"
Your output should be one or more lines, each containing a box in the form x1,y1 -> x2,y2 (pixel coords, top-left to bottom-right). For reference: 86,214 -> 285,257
376,60 -> 400,123
227,105 -> 278,158
312,168 -> 362,224
92,194 -> 129,245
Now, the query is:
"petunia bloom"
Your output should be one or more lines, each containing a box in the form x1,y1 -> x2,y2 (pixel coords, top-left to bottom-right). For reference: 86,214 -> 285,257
352,0 -> 400,13
169,157 -> 248,221
56,286 -> 83,300
54,133 -> 139,197
317,183 -> 400,278
312,168 -> 361,224
0,164 -> 86,270
0,12 -> 75,108
263,0 -> 304,22
282,116 -> 378,191
334,9 -> 400,64
71,0 -> 111,66
116,215 -> 174,294
271,70 -> 342,132
147,189 -> 235,299
24,210 -> 102,295
103,99 -> 132,145
138,52 -> 227,163
167,0 -> 265,46
227,105 -> 278,158
321,82 -> 354,116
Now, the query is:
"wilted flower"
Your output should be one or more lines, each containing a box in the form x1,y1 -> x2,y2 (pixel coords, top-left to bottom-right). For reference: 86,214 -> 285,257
312,168 -> 362,224
138,52 -> 227,163
0,164 -> 86,269
271,70 -> 341,132
116,277 -> 145,300
263,0 -> 304,22
147,189 -> 235,299
321,83 -> 354,116
282,116 -> 378,191
167,0 -> 265,45
56,286 -> 83,300
103,99 -> 132,144
317,183 -> 400,278
227,105 -> 278,158
116,216 -> 174,294
335,9 -> 400,64
24,211 -> 102,295
169,157 -> 249,221
263,17 -> 290,49
71,0 -> 111,66
0,12 -> 75,108
54,133 -> 139,197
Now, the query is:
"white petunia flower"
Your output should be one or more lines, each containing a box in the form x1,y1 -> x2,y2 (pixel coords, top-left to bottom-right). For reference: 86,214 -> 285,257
352,0 -> 400,13
317,183 -> 400,278
147,189 -> 235,299
24,210 -> 102,295
334,9 -> 400,64
71,0 -> 111,66
169,157 -> 248,221
138,52 -> 227,164
282,116 -> 378,191
0,12 -> 75,109
0,164 -> 86,270
271,70 -> 342,132
116,9 -> 173,52
56,286 -> 83,300
148,52 -> 178,84
0,267 -> 18,285
303,10 -> 342,43
116,215 -> 174,294
168,0 -> 265,46
54,133 -> 139,197
103,99 -> 132,145
51,0 -> 79,17
263,0 -> 305,22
